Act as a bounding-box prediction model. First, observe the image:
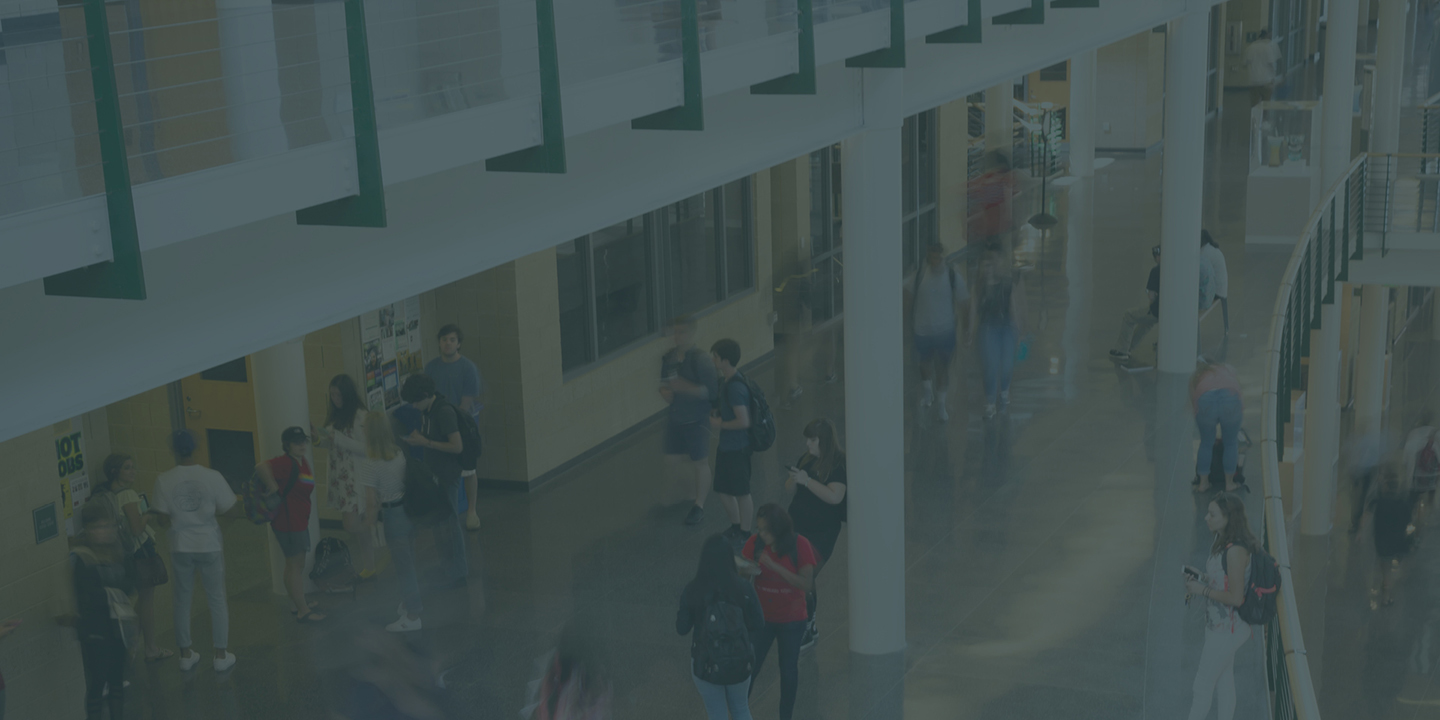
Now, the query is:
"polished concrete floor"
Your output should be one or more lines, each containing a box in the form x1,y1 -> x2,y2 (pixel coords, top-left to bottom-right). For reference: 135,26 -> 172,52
101,91 -> 1298,720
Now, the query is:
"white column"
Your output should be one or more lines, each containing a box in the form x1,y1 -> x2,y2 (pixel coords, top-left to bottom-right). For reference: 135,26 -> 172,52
251,339 -> 319,593
1371,0 -> 1405,154
985,83 -> 1013,165
1322,0 -> 1361,189
1157,10 -> 1207,374
1069,50 -> 1096,177
1354,285 -> 1389,436
843,67 -> 906,660
216,0 -> 289,160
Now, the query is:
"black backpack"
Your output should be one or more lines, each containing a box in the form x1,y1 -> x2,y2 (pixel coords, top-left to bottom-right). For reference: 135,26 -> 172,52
1222,543 -> 1281,626
309,537 -> 355,592
725,373 -> 776,453
434,399 -> 483,472
692,592 -> 755,685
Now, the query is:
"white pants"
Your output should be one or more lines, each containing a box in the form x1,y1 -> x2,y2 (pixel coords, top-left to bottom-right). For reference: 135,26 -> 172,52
1187,622 -> 1252,720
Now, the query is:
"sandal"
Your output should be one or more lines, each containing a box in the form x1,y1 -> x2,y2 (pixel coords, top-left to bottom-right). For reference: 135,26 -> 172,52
145,648 -> 175,662
290,600 -> 320,616
296,610 -> 327,624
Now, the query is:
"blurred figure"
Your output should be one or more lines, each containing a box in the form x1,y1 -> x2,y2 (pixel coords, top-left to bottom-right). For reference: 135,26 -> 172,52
970,249 -> 1025,419
358,410 -> 422,632
1245,29 -> 1282,105
1191,363 -> 1243,493
337,625 -> 451,720
401,374 -> 470,588
1182,494 -> 1259,720
1367,468 -> 1417,608
740,505 -> 817,720
90,453 -> 171,661
523,621 -> 613,720
425,324 -> 485,531
659,316 -> 719,526
313,374 -> 377,579
1109,245 -> 1161,363
912,242 -> 968,422
710,339 -> 755,543
69,502 -> 136,720
1347,428 -> 1391,534
1402,411 -> 1439,524
677,535 -> 764,720
785,418 -> 847,650
773,265 -> 814,408
1200,230 -> 1229,333
967,150 -> 1014,249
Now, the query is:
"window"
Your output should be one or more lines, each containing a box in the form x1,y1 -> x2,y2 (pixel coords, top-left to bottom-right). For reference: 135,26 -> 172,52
1039,61 -> 1067,82
809,145 -> 843,324
557,178 -> 755,374
902,110 -> 939,275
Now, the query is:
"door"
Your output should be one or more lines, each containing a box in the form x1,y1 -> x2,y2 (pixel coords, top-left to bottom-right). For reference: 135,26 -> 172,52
179,356 -> 259,490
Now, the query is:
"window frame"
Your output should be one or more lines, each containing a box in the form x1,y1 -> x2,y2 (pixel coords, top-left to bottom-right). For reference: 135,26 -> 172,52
901,109 -> 940,277
809,144 -> 844,326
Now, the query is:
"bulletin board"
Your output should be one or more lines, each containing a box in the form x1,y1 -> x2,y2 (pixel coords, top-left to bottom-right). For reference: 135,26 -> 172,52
360,297 -> 423,411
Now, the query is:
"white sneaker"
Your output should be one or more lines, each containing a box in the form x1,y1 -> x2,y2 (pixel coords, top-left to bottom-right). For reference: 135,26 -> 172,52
1000,390 -> 1010,405
921,381 -> 934,407
938,405 -> 949,423
387,615 -> 423,633
984,404 -> 997,419
178,651 -> 201,671
213,652 -> 236,672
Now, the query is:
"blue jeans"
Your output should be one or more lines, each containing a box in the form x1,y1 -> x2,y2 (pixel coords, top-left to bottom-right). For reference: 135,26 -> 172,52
750,620 -> 806,720
979,322 -> 1017,403
382,505 -> 423,615
1195,389 -> 1243,476
432,475 -> 468,584
692,673 -> 753,720
171,551 -> 228,649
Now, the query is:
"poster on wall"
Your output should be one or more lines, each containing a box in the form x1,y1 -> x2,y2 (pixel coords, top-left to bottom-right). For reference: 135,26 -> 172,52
55,422 -> 89,536
362,297 -> 422,411
363,338 -> 384,411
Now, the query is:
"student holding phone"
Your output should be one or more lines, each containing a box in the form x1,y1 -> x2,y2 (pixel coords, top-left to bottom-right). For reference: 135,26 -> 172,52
740,505 -> 816,720
1181,494 -> 1258,720
785,418 -> 847,651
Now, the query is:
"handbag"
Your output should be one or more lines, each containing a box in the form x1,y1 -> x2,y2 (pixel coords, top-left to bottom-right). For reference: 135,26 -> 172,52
134,538 -> 168,587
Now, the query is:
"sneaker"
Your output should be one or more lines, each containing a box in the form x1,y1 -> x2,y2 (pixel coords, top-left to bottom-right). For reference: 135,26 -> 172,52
387,615 -> 423,633
465,512 -> 481,531
1109,350 -> 1130,361
800,621 -> 817,651
921,392 -> 934,408
1000,390 -> 1010,406
213,652 -> 236,672
789,385 -> 804,401
178,651 -> 202,672
357,568 -> 378,582
938,405 -> 949,423
684,505 -> 705,526
984,404 -> 996,419
824,374 -> 840,385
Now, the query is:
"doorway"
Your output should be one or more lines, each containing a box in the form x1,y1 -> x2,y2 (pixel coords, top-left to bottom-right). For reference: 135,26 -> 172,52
179,357 -> 258,490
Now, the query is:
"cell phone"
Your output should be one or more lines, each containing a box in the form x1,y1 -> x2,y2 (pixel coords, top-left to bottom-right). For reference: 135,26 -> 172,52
784,465 -> 798,474
1182,565 -> 1200,580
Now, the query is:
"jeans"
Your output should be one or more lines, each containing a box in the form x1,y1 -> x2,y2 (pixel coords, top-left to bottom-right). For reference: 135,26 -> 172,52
1187,622 -> 1252,720
172,551 -> 228,649
382,505 -> 424,615
1195,390 -> 1243,477
979,322 -> 1017,403
81,636 -> 126,720
749,620 -> 806,720
692,673 -> 753,720
431,476 -> 468,584
1114,306 -> 1157,353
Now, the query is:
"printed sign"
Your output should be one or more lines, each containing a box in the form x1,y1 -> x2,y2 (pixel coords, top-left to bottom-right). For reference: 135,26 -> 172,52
61,474 -> 91,537
33,503 -> 58,544
361,297 -> 422,411
55,428 -> 84,479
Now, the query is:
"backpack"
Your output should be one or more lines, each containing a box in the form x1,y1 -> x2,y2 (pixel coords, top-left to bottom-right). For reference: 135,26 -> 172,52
242,457 -> 299,525
692,592 -> 755,685
1221,543 -> 1281,626
1418,434 -> 1440,477
911,263 -> 967,326
435,399 -> 483,472
402,454 -> 452,521
725,372 -> 776,452
309,537 -> 355,592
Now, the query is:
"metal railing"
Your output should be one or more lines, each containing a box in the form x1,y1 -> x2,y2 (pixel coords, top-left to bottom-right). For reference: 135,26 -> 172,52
1420,92 -> 1440,154
1364,153 -> 1440,254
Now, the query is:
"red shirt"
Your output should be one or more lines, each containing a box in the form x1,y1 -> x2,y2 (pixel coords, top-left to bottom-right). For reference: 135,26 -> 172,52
741,534 -> 818,623
265,455 -> 314,533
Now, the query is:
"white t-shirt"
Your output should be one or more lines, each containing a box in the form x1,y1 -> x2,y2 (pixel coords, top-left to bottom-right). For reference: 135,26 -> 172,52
913,265 -> 961,337
153,464 -> 236,553
1200,244 -> 1229,298
1245,40 -> 1282,85
356,453 -> 407,505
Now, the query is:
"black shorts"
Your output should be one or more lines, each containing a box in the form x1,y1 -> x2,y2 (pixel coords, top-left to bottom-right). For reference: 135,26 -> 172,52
713,449 -> 753,496
802,528 -> 840,564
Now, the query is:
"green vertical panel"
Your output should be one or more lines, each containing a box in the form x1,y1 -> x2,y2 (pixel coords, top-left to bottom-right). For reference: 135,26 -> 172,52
1051,0 -> 1099,6
993,0 -> 1044,25
297,0 -> 386,227
846,0 -> 905,67
927,0 -> 982,43
1278,318 -> 1291,426
1353,160 -> 1366,259
1312,228 -> 1323,322
1339,178 -> 1351,281
752,0 -> 816,93
487,0 -> 567,172
634,0 -> 703,129
1323,200 -> 1336,303
44,0 -> 146,300
1290,291 -> 1303,381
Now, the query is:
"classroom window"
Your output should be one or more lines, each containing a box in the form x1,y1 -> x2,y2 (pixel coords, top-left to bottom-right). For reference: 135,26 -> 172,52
902,109 -> 939,275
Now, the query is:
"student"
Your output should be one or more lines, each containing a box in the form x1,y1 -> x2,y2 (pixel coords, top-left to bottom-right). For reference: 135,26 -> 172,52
967,151 -> 1015,249
1182,494 -> 1258,720
740,505 -> 816,720
677,534 -> 764,720
710,339 -> 754,543
1245,29 -> 1282,105
1191,363 -> 1244,494
257,427 -> 328,622
312,374 -> 376,580
1200,230 -> 1229,333
425,324 -> 485,531
785,419 -> 847,651
152,430 -> 238,671
1402,411 -> 1439,522
400,374 -> 469,587
1367,469 -> 1416,608
357,410 -> 422,632
970,249 -> 1025,419
660,316 -> 719,526
90,453 -> 171,661
912,242 -> 967,421
69,502 -> 136,720
1110,245 -> 1161,362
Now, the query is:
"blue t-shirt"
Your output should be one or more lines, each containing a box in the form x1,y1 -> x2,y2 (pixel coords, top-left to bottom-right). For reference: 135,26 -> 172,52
662,347 -> 718,426
425,356 -> 482,421
717,376 -> 751,452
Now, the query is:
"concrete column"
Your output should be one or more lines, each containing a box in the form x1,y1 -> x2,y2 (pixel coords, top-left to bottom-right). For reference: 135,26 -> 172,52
216,0 -> 289,160
1354,285 -> 1389,437
251,339 -> 319,593
1302,303 -> 1343,535
1322,0 -> 1361,189
1069,50 -> 1097,177
842,67 -> 905,720
1157,10 -> 1207,374
985,83 -> 1013,165
1371,0 -> 1405,155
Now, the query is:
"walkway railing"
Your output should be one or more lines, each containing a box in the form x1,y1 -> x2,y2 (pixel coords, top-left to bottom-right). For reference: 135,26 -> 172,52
1420,92 -> 1440,154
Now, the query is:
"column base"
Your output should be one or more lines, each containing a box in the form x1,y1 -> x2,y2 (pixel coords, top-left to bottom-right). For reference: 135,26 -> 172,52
849,649 -> 905,720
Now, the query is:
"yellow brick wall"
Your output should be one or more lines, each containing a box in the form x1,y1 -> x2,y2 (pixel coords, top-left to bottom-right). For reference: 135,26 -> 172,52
937,97 -> 971,252
104,386 -> 176,499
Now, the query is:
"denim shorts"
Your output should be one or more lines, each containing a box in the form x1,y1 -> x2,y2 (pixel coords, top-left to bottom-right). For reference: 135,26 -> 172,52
664,421 -> 711,462
272,528 -> 310,558
913,331 -> 957,362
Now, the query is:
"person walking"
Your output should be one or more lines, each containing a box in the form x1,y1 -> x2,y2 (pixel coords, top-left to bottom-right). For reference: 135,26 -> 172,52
660,316 -> 720,526
1182,494 -> 1259,720
1402,411 -> 1439,524
357,410 -> 423,632
1110,245 -> 1161,362
67,502 -> 136,720
1191,363 -> 1244,494
152,430 -> 238,672
711,339 -> 755,544
313,374 -> 377,581
1200,230 -> 1229,333
90,453 -> 171,661
400,374 -> 470,588
785,418 -> 847,650
967,151 -> 1015,249
425,324 -> 485,531
740,505 -> 817,720
1245,29 -> 1282,105
1367,468 -> 1417,608
257,427 -> 329,622
677,534 -> 764,720
971,249 -> 1025,419
912,242 -> 967,422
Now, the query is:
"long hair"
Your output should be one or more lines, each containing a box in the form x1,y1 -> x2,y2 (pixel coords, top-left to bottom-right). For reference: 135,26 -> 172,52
363,410 -> 397,462
802,418 -> 845,485
77,501 -> 122,564
327,374 -> 364,431
1210,493 -> 1261,556
756,503 -> 798,565
99,453 -> 132,492
535,621 -> 611,720
691,534 -> 744,607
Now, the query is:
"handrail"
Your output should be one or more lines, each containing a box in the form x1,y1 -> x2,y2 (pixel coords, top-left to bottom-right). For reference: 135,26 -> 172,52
1260,152 -> 1369,720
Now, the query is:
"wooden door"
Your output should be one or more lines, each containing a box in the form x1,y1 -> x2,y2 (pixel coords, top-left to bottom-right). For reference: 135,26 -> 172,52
179,357 -> 258,489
